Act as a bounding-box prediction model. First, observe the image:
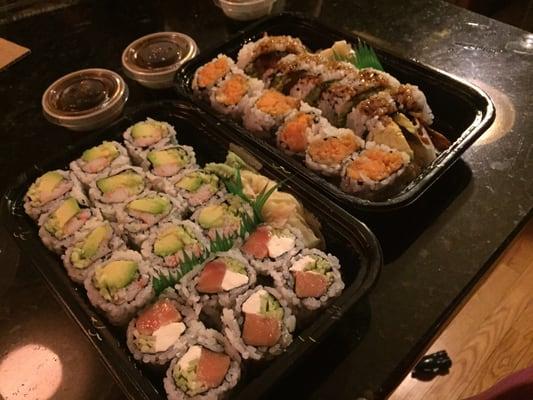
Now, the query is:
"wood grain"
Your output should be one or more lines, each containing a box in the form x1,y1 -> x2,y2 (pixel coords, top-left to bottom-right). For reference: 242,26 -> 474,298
388,217 -> 533,400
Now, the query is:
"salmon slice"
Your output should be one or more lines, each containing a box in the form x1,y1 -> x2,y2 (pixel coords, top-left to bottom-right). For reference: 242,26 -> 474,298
294,271 -> 328,298
136,298 -> 182,335
242,313 -> 281,347
197,348 -> 231,389
196,260 -> 226,293
280,114 -> 312,153
241,226 -> 271,259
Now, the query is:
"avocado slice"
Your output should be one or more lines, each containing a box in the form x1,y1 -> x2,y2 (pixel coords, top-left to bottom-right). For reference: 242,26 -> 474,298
197,204 -> 226,229
44,197 -> 80,237
260,293 -> 283,320
94,260 -> 138,299
176,174 -> 203,192
82,142 -> 119,162
154,230 -> 184,257
96,171 -> 144,195
127,196 -> 170,215
131,121 -> 164,140
70,224 -> 111,268
28,171 -> 64,203
147,148 -> 187,168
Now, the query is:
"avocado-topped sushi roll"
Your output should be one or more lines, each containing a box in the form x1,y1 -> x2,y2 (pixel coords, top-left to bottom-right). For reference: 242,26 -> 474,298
221,286 -> 295,360
127,296 -> 198,365
70,141 -> 130,185
192,54 -> 237,98
24,170 -> 87,221
275,104 -> 325,156
241,224 -> 304,275
141,219 -> 209,270
89,165 -> 147,220
84,249 -> 154,325
38,197 -> 98,253
192,195 -> 252,241
237,34 -> 306,80
123,118 -> 177,166
340,141 -> 411,197
208,72 -> 264,118
273,249 -> 344,312
62,220 -> 124,284
317,68 -> 400,127
166,168 -> 226,211
305,128 -> 364,176
115,191 -> 187,245
392,112 -> 437,167
164,326 -> 241,399
242,89 -> 300,138
179,249 -> 257,315
145,144 -> 197,191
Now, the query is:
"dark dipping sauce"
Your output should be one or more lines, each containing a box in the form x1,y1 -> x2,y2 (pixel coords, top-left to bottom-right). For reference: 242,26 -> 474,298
57,78 -> 110,112
135,40 -> 181,69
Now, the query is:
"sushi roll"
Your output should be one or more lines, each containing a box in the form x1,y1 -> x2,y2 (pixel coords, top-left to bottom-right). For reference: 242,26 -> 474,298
88,165 -> 147,221
70,141 -> 130,186
84,249 -> 154,325
123,118 -> 177,167
241,224 -> 304,275
140,219 -> 209,271
317,68 -> 400,127
164,325 -> 241,399
392,112 -> 438,168
273,249 -> 344,312
191,195 -> 253,241
208,72 -> 264,119
179,249 -> 257,315
221,286 -> 295,360
115,191 -> 187,245
62,220 -> 124,284
38,197 -> 99,254
165,168 -> 226,211
305,128 -> 364,176
192,54 -> 237,98
339,141 -> 411,197
127,295 -> 199,365
237,34 -> 306,79
242,89 -> 300,138
24,170 -> 87,221
345,90 -> 399,137
275,103 -> 325,156
392,84 -> 434,125
145,144 -> 197,191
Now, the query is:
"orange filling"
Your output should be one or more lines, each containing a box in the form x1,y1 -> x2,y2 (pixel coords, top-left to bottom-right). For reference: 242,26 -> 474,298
279,113 -> 312,153
215,74 -> 248,106
346,148 -> 404,181
197,58 -> 230,88
308,133 -> 360,165
256,90 -> 299,116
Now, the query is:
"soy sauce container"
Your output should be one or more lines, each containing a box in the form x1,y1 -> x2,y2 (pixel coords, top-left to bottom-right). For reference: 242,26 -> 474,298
121,32 -> 198,89
42,68 -> 128,131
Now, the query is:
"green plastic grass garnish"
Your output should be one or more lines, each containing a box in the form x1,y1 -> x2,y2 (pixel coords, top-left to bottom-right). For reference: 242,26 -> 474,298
333,40 -> 384,71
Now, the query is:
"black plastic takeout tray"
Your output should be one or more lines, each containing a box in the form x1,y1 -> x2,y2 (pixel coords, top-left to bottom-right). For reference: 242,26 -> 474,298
174,13 -> 495,211
1,101 -> 382,400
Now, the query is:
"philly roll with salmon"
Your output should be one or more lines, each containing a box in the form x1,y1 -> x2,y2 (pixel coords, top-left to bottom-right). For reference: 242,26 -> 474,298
126,295 -> 199,366
221,286 -> 296,360
164,324 -> 241,400
178,249 -> 257,316
273,249 -> 344,312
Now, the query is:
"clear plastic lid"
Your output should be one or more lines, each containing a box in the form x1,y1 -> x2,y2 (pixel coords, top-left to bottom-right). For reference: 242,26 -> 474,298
42,68 -> 128,131
122,32 -> 198,89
